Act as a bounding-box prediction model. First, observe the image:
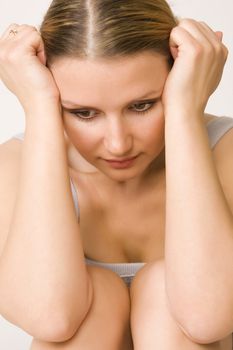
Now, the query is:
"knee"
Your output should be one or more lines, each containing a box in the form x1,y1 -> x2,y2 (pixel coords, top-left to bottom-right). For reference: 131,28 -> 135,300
87,265 -> 131,319
72,266 -> 132,348
65,265 -> 131,342
130,259 -> 165,300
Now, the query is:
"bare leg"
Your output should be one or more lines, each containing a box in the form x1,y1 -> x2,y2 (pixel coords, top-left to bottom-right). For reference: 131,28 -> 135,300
30,266 -> 133,350
130,260 -> 232,350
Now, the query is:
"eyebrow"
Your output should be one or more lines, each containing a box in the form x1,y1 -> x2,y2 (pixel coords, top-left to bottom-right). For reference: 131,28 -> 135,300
61,90 -> 161,109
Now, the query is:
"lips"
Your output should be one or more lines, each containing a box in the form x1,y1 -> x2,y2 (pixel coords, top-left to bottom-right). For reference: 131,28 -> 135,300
105,155 -> 138,163
103,155 -> 139,169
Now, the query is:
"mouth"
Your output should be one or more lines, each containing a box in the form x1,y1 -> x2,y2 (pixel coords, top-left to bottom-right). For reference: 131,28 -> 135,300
103,155 -> 139,169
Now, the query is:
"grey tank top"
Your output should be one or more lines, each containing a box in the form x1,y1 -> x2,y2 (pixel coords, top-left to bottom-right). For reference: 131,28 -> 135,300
11,116 -> 233,286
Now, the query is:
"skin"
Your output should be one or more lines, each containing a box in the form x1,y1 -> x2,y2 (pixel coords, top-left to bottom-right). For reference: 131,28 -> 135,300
50,52 -> 169,195
0,18 -> 232,349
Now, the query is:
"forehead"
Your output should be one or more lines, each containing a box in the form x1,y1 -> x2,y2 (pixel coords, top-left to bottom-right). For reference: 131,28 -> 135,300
50,52 -> 169,106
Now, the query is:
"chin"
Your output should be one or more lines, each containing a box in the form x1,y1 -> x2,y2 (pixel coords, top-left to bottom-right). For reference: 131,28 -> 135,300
101,165 -> 148,183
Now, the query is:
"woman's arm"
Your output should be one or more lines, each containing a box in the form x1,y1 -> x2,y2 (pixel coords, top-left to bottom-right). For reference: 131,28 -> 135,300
165,113 -> 233,342
0,102 -> 93,342
163,19 -> 233,343
0,24 -> 93,342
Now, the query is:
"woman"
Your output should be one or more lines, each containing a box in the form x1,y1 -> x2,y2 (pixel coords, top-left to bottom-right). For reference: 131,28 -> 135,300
0,0 -> 232,349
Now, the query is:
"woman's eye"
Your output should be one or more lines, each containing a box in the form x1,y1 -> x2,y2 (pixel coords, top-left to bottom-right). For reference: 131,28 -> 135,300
131,102 -> 155,113
65,99 -> 158,122
73,109 -> 97,120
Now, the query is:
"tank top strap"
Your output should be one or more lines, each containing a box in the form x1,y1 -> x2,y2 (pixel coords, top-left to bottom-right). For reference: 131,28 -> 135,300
69,177 -> 80,222
206,116 -> 233,149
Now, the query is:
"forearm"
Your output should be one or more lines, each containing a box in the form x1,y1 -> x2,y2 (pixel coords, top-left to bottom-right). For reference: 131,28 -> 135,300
164,112 -> 233,325
0,102 -> 92,332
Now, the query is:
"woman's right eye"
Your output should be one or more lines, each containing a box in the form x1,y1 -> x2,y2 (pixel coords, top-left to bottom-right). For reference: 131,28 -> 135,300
70,109 -> 97,121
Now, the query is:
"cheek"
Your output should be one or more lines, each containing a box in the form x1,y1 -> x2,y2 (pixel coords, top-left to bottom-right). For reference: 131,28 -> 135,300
63,116 -> 100,155
140,108 -> 165,151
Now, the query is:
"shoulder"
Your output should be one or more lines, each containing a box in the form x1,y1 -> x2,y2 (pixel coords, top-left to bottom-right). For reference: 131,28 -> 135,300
0,137 -> 22,168
203,112 -> 218,125
0,137 -> 22,198
0,137 -> 23,184
204,113 -> 233,216
203,113 -> 233,154
0,138 -> 22,256
202,112 -> 233,164
203,113 -> 233,151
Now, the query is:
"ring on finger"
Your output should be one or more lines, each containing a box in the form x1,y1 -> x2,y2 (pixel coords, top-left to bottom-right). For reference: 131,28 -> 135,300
9,29 -> 18,36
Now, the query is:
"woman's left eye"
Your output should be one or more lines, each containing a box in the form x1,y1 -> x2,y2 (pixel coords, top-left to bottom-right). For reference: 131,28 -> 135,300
131,102 -> 155,113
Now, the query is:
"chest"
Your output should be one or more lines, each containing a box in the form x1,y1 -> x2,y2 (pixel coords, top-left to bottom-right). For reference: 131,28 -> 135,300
77,180 -> 166,263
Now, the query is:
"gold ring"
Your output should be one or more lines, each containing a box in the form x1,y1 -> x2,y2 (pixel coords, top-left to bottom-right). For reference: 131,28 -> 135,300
9,29 -> 18,36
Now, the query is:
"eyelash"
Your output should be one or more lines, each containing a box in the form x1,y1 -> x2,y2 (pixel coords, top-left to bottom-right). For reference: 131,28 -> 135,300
66,100 -> 158,123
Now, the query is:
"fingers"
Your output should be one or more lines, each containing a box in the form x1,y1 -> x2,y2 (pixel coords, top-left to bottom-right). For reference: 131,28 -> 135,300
172,19 -> 217,47
0,23 -> 20,40
0,23 -> 46,66
198,22 -> 228,58
169,25 -> 198,56
170,18 -> 228,61
199,21 -> 222,41
0,23 -> 39,42
215,31 -> 223,42
0,23 -> 42,49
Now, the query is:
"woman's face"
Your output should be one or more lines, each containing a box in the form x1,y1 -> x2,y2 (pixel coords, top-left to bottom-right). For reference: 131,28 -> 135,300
50,52 -> 169,182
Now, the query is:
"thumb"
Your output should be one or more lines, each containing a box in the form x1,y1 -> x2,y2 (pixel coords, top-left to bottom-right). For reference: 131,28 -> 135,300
170,46 -> 179,60
36,39 -> 47,66
215,31 -> 223,42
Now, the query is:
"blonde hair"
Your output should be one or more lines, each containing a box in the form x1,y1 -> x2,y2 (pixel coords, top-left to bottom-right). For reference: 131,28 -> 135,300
40,0 -> 178,67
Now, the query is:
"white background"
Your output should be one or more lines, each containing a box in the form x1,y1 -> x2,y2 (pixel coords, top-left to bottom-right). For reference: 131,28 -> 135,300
0,0 -> 232,348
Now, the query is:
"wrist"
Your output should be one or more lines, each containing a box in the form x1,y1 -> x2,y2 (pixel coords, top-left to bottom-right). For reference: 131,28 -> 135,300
23,98 -> 64,135
23,97 -> 62,117
164,105 -> 205,124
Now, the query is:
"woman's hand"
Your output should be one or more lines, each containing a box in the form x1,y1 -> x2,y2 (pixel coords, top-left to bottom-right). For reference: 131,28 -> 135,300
0,24 -> 60,113
162,19 -> 229,118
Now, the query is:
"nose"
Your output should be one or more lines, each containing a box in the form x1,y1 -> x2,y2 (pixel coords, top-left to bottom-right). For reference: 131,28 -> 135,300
104,116 -> 133,157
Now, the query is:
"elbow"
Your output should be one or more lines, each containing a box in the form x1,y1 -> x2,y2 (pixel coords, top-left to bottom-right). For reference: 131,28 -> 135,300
29,315 -> 80,343
30,295 -> 93,342
46,281 -> 94,342
169,302 -> 233,344
176,316 -> 233,345
26,278 -> 94,343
